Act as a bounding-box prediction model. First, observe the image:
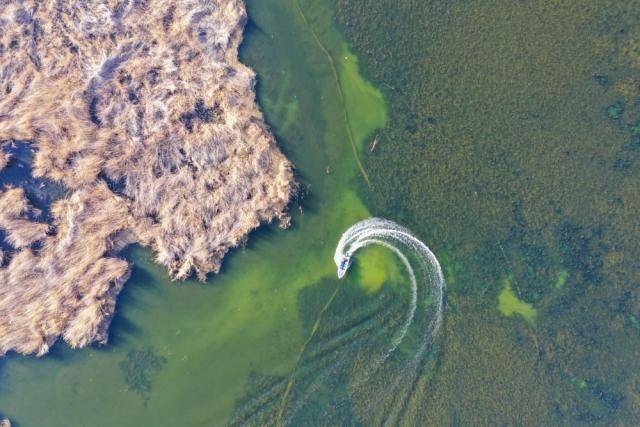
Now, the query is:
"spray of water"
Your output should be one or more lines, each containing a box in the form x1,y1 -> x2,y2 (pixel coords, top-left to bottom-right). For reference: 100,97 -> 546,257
280,218 -> 446,424
235,218 -> 446,425
334,217 -> 445,360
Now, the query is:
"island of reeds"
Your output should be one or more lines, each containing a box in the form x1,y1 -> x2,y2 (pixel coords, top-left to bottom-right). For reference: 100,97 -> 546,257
0,0 -> 294,357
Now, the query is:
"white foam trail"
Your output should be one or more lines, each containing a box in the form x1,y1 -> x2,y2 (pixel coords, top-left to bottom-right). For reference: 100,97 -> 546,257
334,218 -> 445,359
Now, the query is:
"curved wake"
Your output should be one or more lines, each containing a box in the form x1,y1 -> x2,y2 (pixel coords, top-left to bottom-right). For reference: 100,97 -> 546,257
334,217 -> 445,359
236,218 -> 446,425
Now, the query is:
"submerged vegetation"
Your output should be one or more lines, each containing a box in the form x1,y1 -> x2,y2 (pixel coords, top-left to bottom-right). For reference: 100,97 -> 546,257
0,0 -> 294,356
336,0 -> 640,423
119,346 -> 167,399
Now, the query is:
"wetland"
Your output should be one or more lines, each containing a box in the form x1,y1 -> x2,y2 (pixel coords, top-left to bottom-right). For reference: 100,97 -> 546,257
1,0 -> 639,425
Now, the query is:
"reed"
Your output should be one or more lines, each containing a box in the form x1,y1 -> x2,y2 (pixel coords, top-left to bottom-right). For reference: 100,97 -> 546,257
0,0 -> 294,356
0,149 -> 10,171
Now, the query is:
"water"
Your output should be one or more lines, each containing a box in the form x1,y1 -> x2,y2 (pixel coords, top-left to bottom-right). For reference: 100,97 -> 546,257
0,141 -> 66,220
0,0 -> 403,425
335,218 -> 445,359
337,0 -> 640,424
2,0 -> 638,424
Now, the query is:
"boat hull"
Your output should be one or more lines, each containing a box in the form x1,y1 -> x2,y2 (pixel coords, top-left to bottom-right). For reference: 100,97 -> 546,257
337,256 -> 351,279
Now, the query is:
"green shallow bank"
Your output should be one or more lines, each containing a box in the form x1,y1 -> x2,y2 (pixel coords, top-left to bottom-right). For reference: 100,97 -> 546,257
0,0 -> 398,425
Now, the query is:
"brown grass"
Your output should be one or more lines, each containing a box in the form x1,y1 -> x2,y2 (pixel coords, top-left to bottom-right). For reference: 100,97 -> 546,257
0,148 -> 9,171
0,188 -> 49,248
0,0 -> 294,356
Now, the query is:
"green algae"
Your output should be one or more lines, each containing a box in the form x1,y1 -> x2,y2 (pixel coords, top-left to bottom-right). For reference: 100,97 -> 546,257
350,245 -> 404,294
337,42 -> 388,146
291,0 -> 387,187
571,377 -> 589,390
0,0 -> 394,425
555,270 -> 570,290
498,277 -> 537,324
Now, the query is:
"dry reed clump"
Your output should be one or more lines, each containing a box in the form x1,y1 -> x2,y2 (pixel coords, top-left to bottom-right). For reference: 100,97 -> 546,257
0,188 -> 49,249
0,0 -> 294,356
0,148 -> 10,171
0,183 -> 134,355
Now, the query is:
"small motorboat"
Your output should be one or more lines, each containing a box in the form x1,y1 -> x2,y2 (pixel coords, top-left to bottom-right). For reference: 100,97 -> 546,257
337,254 -> 352,279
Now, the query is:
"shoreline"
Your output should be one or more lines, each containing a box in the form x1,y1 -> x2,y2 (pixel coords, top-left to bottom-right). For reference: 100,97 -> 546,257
0,0 -> 294,356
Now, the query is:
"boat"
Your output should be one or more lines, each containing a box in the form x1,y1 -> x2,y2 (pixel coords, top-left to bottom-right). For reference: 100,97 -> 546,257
337,254 -> 352,279
370,135 -> 379,153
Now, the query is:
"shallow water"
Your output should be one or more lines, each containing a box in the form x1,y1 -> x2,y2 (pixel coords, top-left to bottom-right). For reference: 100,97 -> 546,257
0,0 -> 407,425
0,141 -> 66,220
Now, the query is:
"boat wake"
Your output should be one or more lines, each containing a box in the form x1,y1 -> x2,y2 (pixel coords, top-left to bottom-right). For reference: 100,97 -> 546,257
233,218 -> 446,425
334,217 -> 445,360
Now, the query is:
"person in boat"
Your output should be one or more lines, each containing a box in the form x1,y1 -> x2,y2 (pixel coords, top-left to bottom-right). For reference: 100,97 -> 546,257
338,254 -> 352,279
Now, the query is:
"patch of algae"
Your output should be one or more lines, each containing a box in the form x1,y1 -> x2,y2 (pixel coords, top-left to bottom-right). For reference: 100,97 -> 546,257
293,0 -> 387,186
555,270 -> 570,290
351,245 -> 404,294
338,43 -> 388,146
498,277 -> 537,324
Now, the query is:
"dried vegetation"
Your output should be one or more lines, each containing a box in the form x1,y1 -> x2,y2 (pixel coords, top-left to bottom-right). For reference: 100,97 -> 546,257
0,147 -> 10,171
0,0 -> 294,356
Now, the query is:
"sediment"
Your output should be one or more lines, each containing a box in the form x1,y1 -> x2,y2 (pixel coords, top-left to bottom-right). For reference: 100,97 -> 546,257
0,0 -> 294,356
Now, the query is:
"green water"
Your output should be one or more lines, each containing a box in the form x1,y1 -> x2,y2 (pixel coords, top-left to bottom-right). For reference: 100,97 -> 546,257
0,0 -> 403,425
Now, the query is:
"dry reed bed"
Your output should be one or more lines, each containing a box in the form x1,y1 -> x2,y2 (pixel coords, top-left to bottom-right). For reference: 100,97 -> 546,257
0,0 -> 294,356
0,149 -> 9,171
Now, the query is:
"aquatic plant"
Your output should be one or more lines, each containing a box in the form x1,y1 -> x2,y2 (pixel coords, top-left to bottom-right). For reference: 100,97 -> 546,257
119,346 -> 167,397
0,183 -> 132,355
606,101 -> 625,120
336,0 -> 640,423
0,188 -> 49,249
0,149 -> 10,171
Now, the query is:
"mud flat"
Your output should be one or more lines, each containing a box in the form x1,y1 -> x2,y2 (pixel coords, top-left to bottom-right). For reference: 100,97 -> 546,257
0,0 -> 294,356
